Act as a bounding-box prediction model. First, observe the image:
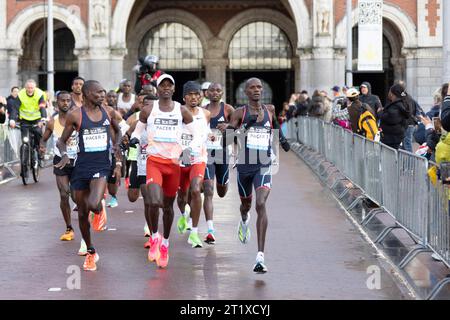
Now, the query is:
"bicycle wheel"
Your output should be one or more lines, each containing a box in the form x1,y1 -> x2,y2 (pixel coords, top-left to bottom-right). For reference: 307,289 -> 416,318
20,143 -> 30,185
31,148 -> 40,183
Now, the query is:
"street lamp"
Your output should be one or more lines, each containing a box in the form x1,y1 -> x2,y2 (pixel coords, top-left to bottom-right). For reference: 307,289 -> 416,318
443,0 -> 450,81
346,0 -> 353,87
47,0 -> 54,97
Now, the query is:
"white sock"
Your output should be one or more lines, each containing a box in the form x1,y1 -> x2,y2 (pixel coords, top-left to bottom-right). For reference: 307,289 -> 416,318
152,232 -> 160,241
256,251 -> 264,263
188,218 -> 193,225
181,212 -> 187,218
191,227 -> 198,234
207,220 -> 214,231
162,238 -> 169,248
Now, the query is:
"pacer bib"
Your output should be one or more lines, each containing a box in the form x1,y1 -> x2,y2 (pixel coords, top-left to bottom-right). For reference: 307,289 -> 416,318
82,127 -> 108,152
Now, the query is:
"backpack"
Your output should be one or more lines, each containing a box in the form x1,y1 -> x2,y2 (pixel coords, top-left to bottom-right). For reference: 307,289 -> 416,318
358,104 -> 380,141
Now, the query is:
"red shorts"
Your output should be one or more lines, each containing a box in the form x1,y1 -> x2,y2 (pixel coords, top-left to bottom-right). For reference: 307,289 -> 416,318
179,163 -> 207,193
146,157 -> 181,198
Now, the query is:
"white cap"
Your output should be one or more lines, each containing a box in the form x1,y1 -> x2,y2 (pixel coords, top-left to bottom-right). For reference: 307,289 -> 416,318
201,82 -> 212,90
156,74 -> 175,87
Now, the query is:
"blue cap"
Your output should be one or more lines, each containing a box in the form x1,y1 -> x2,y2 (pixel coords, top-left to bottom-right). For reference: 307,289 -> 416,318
331,86 -> 340,92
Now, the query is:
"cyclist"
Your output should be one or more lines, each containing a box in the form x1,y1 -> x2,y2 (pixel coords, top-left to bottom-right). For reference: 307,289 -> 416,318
9,79 -> 47,158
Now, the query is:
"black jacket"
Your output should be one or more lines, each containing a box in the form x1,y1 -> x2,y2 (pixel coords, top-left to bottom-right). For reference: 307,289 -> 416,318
6,95 -> 20,117
378,99 -> 410,148
359,82 -> 382,115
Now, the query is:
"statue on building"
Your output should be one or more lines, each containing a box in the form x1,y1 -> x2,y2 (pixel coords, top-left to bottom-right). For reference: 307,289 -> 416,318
316,0 -> 331,35
92,0 -> 106,36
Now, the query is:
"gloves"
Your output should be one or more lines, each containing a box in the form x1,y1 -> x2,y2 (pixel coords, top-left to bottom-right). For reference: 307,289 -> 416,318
180,148 -> 192,167
280,136 -> 291,152
128,137 -> 140,148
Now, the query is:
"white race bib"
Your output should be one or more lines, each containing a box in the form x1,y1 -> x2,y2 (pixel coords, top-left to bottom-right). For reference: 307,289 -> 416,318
83,127 -> 108,152
153,118 -> 179,143
246,127 -> 271,151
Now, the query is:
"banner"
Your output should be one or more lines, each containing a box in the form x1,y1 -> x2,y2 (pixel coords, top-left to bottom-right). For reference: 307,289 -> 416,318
357,0 -> 383,71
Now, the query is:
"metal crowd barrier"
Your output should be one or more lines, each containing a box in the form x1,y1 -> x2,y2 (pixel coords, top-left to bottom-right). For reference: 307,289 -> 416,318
286,116 -> 450,278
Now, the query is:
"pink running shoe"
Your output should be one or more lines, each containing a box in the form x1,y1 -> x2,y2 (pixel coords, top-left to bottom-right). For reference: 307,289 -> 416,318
157,244 -> 169,268
148,234 -> 161,262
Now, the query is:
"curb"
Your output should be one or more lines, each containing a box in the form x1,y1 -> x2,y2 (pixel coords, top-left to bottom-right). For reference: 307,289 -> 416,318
290,140 -> 450,300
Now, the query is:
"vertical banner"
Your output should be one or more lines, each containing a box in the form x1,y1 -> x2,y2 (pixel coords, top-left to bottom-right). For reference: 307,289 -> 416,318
357,0 -> 383,71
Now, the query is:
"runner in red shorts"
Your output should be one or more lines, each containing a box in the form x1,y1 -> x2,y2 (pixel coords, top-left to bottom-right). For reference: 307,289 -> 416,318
175,81 -> 211,248
130,74 -> 202,268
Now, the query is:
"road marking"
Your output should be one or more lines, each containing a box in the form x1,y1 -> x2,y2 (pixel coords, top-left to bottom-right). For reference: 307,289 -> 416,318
48,288 -> 62,292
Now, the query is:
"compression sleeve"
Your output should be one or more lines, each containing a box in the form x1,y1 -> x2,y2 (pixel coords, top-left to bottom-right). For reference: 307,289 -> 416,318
131,120 -> 146,141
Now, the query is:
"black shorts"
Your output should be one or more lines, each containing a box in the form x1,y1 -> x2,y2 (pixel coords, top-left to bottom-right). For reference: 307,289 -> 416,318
237,166 -> 272,199
70,170 -> 110,191
53,156 -> 74,177
205,163 -> 230,186
129,161 -> 146,189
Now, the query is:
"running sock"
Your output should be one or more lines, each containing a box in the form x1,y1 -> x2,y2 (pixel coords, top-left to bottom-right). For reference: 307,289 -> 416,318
162,238 -> 169,248
256,252 -> 264,263
181,212 -> 187,218
152,232 -> 160,241
207,220 -> 214,231
67,225 -> 73,231
87,247 -> 96,254
191,227 -> 198,234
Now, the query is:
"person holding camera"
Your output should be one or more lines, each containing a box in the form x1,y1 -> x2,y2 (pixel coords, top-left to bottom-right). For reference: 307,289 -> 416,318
133,55 -> 164,95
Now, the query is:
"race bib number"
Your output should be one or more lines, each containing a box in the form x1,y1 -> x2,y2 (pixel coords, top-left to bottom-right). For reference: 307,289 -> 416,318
246,127 -> 271,151
153,118 -> 179,143
83,127 -> 108,152
207,129 -> 223,150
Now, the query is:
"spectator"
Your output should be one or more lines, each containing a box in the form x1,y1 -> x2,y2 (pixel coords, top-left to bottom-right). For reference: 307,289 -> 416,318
346,88 -> 376,134
295,93 -> 309,117
378,84 -> 411,150
414,87 -> 441,145
301,90 -> 311,105
331,87 -> 351,130
0,96 -> 6,124
359,82 -> 382,114
331,85 -> 346,111
6,86 -> 20,119
308,90 -> 332,122
278,103 -> 289,125
440,82 -> 450,132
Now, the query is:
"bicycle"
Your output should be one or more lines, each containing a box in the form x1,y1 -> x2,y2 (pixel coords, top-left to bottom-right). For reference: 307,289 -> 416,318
17,123 -> 42,185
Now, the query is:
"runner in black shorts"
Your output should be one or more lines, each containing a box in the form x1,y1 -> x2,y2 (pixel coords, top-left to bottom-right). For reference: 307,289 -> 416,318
221,78 -> 290,273
56,80 -> 122,272
203,83 -> 235,244
40,91 -> 78,241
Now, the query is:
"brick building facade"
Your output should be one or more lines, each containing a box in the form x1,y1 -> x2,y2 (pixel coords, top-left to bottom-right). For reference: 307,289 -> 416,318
0,0 -> 444,109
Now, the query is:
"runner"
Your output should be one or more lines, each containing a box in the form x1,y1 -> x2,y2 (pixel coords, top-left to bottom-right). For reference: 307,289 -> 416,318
40,91 -> 78,241
176,81 -> 211,248
71,77 -> 85,108
201,83 -> 235,244
220,77 -> 290,273
130,74 -> 201,268
55,80 -> 122,271
117,79 -> 136,117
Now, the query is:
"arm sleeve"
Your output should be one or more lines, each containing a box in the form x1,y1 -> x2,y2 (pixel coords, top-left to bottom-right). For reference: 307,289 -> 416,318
131,121 -> 146,140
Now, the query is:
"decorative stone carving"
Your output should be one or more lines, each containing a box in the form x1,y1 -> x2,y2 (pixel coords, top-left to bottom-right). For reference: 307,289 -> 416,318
316,0 -> 331,35
92,0 -> 106,36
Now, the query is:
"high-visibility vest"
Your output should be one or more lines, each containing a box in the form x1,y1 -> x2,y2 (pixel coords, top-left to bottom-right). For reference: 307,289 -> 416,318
18,88 -> 44,121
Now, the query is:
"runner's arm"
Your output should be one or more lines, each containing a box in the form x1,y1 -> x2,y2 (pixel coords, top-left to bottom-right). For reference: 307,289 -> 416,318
181,105 -> 203,153
267,104 -> 290,152
130,103 -> 151,141
55,109 -> 78,168
108,108 -> 123,163
40,116 -> 54,145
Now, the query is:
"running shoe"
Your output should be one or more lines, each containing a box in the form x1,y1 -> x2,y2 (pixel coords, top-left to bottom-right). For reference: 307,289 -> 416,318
253,261 -> 268,274
144,239 -> 152,249
144,224 -> 151,237
106,196 -> 118,208
92,199 -> 107,232
177,215 -> 188,234
204,230 -> 216,245
60,229 -> 75,241
157,244 -> 169,268
188,232 -> 203,248
148,234 -> 162,262
83,252 -> 100,272
78,239 -> 88,256
238,213 -> 251,244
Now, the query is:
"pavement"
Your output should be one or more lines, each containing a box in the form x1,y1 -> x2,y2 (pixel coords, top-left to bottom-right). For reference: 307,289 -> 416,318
0,151 -> 412,300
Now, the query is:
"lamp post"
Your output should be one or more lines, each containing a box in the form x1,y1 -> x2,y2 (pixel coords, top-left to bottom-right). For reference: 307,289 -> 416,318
346,0 -> 353,87
443,0 -> 450,81
47,0 -> 54,97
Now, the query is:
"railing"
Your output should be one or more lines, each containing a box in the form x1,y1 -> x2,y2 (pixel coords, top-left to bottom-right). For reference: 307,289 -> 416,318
288,116 -> 450,295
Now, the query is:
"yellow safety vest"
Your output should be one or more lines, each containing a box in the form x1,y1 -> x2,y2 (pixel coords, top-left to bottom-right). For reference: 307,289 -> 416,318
18,88 -> 44,121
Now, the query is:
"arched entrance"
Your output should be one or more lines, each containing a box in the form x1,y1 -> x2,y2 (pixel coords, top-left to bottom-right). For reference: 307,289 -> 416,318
19,19 -> 78,91
226,21 -> 294,112
138,22 -> 205,103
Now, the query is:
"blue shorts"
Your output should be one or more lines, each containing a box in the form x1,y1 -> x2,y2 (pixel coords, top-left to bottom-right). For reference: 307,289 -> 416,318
237,167 -> 272,199
70,170 -> 110,191
205,163 -> 230,186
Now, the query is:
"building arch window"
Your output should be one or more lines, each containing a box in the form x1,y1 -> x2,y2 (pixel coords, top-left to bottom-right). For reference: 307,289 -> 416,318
138,22 -> 203,70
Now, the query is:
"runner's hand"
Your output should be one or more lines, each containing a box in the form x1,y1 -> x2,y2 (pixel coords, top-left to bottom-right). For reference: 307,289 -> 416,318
55,154 -> 70,169
112,165 -> 122,181
180,148 -> 192,167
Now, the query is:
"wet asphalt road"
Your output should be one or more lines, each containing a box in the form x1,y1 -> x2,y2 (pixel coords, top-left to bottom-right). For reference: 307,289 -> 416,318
0,152 -> 410,300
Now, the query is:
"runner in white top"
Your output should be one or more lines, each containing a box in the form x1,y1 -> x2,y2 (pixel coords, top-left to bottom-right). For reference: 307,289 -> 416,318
176,81 -> 211,249
117,79 -> 136,116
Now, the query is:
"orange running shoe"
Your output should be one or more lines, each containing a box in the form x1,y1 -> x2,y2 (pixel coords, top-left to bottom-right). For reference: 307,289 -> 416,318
144,239 -> 152,249
92,199 -> 107,232
60,229 -> 75,241
148,234 -> 161,262
157,244 -> 169,268
83,252 -> 99,271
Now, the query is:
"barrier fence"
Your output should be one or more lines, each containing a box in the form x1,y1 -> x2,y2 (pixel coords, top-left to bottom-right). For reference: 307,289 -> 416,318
288,116 -> 450,297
